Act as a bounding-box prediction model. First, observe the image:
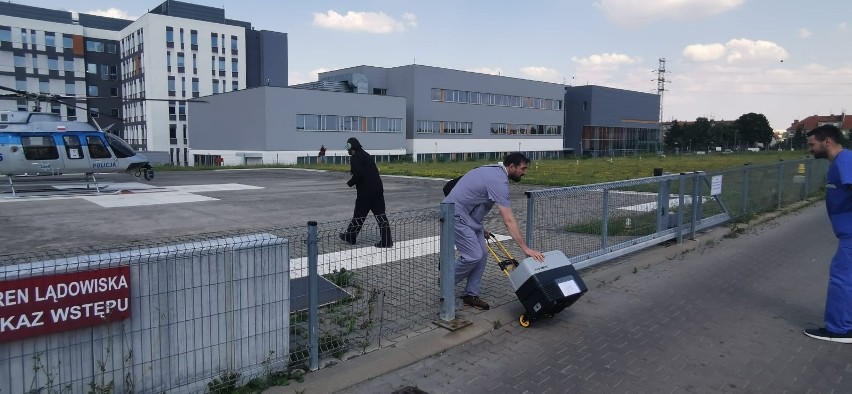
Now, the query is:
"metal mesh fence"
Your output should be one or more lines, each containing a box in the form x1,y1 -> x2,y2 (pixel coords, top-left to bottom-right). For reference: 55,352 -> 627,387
0,208 -> 443,393
526,159 -> 828,269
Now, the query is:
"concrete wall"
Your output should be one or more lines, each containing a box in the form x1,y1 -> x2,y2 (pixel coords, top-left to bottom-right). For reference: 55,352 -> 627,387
0,234 -> 290,393
188,86 -> 407,164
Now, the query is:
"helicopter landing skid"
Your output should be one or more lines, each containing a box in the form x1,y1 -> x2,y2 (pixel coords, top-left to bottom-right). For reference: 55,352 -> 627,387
4,173 -> 104,197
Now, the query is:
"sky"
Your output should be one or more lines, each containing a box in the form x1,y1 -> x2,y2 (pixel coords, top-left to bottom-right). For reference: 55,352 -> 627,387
18,0 -> 852,130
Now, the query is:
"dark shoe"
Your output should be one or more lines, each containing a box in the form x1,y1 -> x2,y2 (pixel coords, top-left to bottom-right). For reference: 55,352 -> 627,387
462,295 -> 490,310
803,327 -> 852,343
375,242 -> 393,248
338,233 -> 356,245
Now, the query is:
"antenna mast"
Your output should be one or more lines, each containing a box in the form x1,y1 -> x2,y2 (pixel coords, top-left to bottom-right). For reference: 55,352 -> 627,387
655,58 -> 667,123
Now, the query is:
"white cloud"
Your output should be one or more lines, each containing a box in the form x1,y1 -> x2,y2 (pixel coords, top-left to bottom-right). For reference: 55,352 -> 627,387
312,10 -> 417,33
520,66 -> 561,82
596,0 -> 743,27
682,39 -> 788,64
797,28 -> 812,38
571,53 -> 640,68
85,8 -> 135,20
465,67 -> 503,76
682,43 -> 726,62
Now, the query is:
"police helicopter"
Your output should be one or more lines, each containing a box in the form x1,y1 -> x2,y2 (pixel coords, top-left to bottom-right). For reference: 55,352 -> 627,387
0,86 -> 154,192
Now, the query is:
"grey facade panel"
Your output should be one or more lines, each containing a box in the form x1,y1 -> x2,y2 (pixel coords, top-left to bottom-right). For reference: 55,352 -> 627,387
258,31 -> 288,88
188,87 -> 406,152
150,1 -> 226,24
323,65 -> 566,142
564,85 -> 660,154
78,14 -> 132,31
0,3 -> 71,24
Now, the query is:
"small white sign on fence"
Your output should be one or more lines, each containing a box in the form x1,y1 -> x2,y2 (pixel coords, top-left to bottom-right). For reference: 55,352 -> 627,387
711,175 -> 723,196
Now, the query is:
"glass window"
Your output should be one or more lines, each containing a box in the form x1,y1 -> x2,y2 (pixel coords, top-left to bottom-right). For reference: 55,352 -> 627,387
231,35 -> 238,50
177,53 -> 185,67
323,115 -> 339,131
86,136 -> 112,158
65,83 -> 75,95
88,85 -> 98,96
85,40 -> 104,52
90,107 -> 99,118
192,78 -> 199,93
168,77 -> 176,93
190,30 -> 198,45
0,29 -> 10,43
39,80 -> 49,93
63,135 -> 84,159
64,58 -> 74,72
218,57 -> 225,71
107,43 -> 117,53
16,78 -> 26,91
296,114 -> 320,130
231,58 -> 238,72
211,33 -> 218,48
212,79 -> 219,93
62,35 -> 72,48
165,27 -> 174,43
14,54 -> 25,67
231,80 -> 238,91
45,33 -> 55,47
431,88 -> 441,101
106,134 -> 134,158
86,63 -> 97,74
110,87 -> 118,96
22,136 -> 59,160
66,106 -> 76,120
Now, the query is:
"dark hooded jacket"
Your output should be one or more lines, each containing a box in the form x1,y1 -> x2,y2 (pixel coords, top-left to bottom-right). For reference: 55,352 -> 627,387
346,138 -> 384,196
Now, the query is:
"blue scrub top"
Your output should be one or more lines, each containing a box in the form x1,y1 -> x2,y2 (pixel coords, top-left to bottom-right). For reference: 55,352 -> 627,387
826,149 -> 852,239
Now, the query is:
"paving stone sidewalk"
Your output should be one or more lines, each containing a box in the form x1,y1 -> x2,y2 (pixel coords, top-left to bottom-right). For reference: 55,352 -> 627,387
344,202 -> 852,393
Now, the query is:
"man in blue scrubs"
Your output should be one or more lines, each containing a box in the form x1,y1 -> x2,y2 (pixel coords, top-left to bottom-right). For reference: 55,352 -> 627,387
443,152 -> 544,310
804,124 -> 852,343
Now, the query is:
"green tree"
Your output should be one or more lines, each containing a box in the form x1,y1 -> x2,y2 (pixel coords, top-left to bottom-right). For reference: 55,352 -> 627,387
789,124 -> 808,150
735,113 -> 774,149
663,120 -> 685,150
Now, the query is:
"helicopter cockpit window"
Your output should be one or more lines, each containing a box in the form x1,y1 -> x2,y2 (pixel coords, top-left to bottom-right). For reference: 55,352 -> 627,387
21,135 -> 60,160
63,135 -> 85,160
105,133 -> 135,158
86,136 -> 112,159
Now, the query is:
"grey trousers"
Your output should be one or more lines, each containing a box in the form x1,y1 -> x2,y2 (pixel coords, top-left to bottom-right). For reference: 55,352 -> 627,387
454,221 -> 489,297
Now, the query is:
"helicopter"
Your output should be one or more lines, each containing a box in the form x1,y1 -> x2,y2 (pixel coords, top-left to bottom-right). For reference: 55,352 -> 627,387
0,86 -> 155,187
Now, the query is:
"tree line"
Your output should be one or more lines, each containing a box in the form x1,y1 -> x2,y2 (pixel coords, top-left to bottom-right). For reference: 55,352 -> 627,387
663,112 -> 775,152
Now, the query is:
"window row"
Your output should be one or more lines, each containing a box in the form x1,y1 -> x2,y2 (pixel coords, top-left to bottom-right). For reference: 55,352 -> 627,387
0,27 -> 119,53
431,88 -> 562,110
165,27 -> 239,53
19,133 -> 134,161
296,114 -> 404,133
490,123 -> 562,135
167,76 -> 237,97
14,53 -> 76,73
14,78 -> 117,97
416,120 -> 473,134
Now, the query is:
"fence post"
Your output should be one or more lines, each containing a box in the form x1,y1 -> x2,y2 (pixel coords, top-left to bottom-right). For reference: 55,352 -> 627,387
656,177 -> 671,233
677,173 -> 686,244
439,202 -> 456,322
691,172 -> 704,240
742,165 -> 750,217
525,192 -> 535,249
601,189 -> 609,250
804,159 -> 811,198
777,161 -> 784,209
307,221 -> 319,371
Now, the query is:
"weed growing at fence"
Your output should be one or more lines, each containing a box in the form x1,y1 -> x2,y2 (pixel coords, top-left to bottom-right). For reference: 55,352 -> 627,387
565,211 -> 659,237
323,268 -> 354,287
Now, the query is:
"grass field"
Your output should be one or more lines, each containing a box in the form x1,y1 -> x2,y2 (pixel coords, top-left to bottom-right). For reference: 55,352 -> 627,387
155,150 -> 813,187
305,150 -> 813,187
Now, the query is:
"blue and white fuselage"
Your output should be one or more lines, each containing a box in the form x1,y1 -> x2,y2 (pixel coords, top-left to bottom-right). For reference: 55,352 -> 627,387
0,111 -> 152,179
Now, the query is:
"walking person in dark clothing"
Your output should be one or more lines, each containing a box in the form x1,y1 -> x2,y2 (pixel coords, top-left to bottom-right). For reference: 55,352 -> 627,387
340,137 -> 394,248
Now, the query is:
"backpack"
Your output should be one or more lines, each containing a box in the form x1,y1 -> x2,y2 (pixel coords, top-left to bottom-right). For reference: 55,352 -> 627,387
442,176 -> 462,196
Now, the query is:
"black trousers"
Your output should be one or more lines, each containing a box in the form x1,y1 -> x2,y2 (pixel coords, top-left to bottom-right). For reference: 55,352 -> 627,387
343,194 -> 392,246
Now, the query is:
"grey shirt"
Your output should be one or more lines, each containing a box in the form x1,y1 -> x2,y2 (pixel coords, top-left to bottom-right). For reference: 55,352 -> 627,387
442,164 -> 510,231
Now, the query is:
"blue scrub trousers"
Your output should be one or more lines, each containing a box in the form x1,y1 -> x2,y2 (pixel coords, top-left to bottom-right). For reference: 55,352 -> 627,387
825,238 -> 852,334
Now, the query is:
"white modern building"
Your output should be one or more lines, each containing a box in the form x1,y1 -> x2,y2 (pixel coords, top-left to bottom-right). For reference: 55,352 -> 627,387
0,1 -> 288,165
